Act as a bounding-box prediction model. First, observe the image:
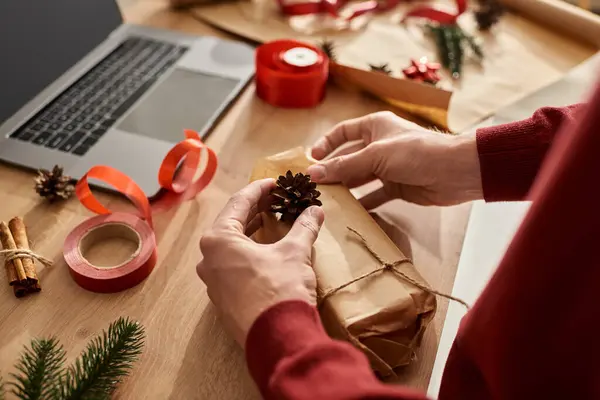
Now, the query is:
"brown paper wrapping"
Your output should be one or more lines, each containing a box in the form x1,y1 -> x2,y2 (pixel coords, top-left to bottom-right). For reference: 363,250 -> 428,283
330,63 -> 453,129
191,0 -> 599,131
249,147 -> 436,376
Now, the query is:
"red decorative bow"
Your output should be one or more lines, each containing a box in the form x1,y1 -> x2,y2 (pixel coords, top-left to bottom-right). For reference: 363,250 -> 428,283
402,57 -> 441,84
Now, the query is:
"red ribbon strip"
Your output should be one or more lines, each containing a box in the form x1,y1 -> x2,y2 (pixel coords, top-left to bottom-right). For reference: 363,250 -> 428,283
276,0 -> 467,24
402,0 -> 467,24
75,129 -> 218,228
276,0 -> 402,21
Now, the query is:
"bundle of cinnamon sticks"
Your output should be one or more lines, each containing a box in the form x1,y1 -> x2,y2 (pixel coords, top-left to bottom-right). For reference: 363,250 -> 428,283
0,217 -> 41,297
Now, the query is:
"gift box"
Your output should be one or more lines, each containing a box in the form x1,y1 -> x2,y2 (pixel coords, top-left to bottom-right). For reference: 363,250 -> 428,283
250,147 -> 439,376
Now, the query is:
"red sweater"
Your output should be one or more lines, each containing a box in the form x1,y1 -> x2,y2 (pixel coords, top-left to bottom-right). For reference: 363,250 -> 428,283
245,87 -> 597,399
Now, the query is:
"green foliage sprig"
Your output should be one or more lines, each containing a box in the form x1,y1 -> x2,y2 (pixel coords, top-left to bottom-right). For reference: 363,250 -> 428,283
426,23 -> 484,80
10,338 -> 65,400
1,318 -> 144,400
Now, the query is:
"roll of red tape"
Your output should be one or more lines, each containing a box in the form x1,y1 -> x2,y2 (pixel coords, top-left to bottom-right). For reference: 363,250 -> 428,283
255,40 -> 329,108
64,213 -> 157,293
65,129 -> 217,293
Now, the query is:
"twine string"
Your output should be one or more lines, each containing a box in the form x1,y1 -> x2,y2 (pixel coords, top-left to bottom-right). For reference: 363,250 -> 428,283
0,249 -> 53,268
318,227 -> 469,309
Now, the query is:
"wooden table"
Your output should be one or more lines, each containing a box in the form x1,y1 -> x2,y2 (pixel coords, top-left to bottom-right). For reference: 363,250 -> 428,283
0,1 -> 471,398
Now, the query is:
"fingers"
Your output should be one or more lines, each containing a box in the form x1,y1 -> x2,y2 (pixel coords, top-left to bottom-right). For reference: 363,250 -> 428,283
358,187 -> 392,210
284,206 -> 325,248
214,178 -> 276,233
328,141 -> 366,158
196,261 -> 206,282
311,115 -> 370,160
307,146 -> 378,188
245,214 -> 263,237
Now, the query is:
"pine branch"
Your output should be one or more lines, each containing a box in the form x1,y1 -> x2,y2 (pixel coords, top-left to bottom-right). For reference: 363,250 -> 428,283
57,318 -> 145,400
9,338 -> 66,400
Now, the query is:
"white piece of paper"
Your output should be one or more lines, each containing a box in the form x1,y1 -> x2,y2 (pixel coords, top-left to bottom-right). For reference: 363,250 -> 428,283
426,200 -> 531,398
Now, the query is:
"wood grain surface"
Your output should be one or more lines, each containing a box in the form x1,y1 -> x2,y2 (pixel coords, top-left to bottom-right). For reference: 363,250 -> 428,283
0,1 -> 471,399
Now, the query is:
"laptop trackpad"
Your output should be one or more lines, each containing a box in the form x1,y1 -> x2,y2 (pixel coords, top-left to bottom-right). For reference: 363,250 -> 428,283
117,68 -> 240,143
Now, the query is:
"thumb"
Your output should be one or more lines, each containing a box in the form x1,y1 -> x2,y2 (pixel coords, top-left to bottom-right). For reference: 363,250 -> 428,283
285,206 -> 325,248
307,147 -> 377,188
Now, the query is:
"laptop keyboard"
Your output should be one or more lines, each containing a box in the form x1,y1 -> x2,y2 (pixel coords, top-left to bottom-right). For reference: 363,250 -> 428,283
10,37 -> 188,156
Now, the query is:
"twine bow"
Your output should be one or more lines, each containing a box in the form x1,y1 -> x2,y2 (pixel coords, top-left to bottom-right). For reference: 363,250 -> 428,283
318,227 -> 469,309
0,249 -> 53,268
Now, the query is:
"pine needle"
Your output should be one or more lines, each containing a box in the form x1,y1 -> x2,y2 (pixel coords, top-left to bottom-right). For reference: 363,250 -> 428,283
57,318 -> 145,400
9,338 -> 66,400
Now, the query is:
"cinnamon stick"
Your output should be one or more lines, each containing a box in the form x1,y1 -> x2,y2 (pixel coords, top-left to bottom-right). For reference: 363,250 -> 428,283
28,282 -> 41,293
0,221 -> 27,284
9,217 -> 38,285
13,283 -> 27,298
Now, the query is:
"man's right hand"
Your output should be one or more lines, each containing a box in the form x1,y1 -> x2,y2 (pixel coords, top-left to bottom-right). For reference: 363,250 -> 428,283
307,111 -> 483,208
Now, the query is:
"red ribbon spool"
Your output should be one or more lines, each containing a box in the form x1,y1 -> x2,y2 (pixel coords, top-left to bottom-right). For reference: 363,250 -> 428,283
64,213 -> 157,293
64,129 -> 217,293
255,40 -> 329,108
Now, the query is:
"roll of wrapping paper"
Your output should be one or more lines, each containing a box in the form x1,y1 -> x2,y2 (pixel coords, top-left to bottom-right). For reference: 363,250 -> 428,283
64,129 -> 217,292
255,40 -> 329,108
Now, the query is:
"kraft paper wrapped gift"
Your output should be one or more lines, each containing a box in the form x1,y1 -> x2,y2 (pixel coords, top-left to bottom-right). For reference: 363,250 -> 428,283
250,147 -> 437,376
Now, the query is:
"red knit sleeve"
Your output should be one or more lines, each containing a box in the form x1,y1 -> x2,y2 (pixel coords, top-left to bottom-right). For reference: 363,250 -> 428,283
443,83 -> 600,399
245,300 -> 429,400
476,104 -> 583,201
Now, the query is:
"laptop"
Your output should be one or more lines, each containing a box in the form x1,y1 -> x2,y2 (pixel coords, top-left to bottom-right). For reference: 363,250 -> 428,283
0,0 -> 255,195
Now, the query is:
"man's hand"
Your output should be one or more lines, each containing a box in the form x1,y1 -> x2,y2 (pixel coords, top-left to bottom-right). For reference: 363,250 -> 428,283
197,179 -> 325,346
308,111 -> 483,207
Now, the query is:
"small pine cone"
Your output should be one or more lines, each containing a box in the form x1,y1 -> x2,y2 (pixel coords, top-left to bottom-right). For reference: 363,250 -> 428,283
474,1 -> 505,31
369,63 -> 392,75
271,171 -> 322,223
319,39 -> 337,62
34,165 -> 75,202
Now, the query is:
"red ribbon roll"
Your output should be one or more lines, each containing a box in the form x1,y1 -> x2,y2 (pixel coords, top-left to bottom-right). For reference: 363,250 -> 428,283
64,213 -> 157,293
255,40 -> 329,108
64,129 -> 217,293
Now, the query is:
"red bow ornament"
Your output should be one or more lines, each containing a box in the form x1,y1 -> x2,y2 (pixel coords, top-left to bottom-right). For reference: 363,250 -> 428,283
402,57 -> 441,84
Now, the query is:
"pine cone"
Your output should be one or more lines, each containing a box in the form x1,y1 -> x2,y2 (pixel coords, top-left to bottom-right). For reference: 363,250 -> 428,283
474,1 -> 505,31
34,165 -> 75,202
319,39 -> 337,62
369,63 -> 392,75
271,171 -> 322,223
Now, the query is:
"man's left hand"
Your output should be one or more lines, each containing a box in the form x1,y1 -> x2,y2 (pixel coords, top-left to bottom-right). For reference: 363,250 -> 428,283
197,178 -> 325,346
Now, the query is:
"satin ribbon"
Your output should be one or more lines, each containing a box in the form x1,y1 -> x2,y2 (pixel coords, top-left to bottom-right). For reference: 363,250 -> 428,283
75,129 -> 218,228
277,0 -> 467,23
276,0 -> 403,21
403,0 -> 467,24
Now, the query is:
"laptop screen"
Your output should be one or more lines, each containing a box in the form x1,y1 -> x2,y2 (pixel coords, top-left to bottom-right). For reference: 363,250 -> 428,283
0,0 -> 122,123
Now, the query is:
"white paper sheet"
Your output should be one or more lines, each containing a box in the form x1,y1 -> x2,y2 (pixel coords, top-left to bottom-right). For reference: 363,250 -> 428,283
426,200 -> 530,398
